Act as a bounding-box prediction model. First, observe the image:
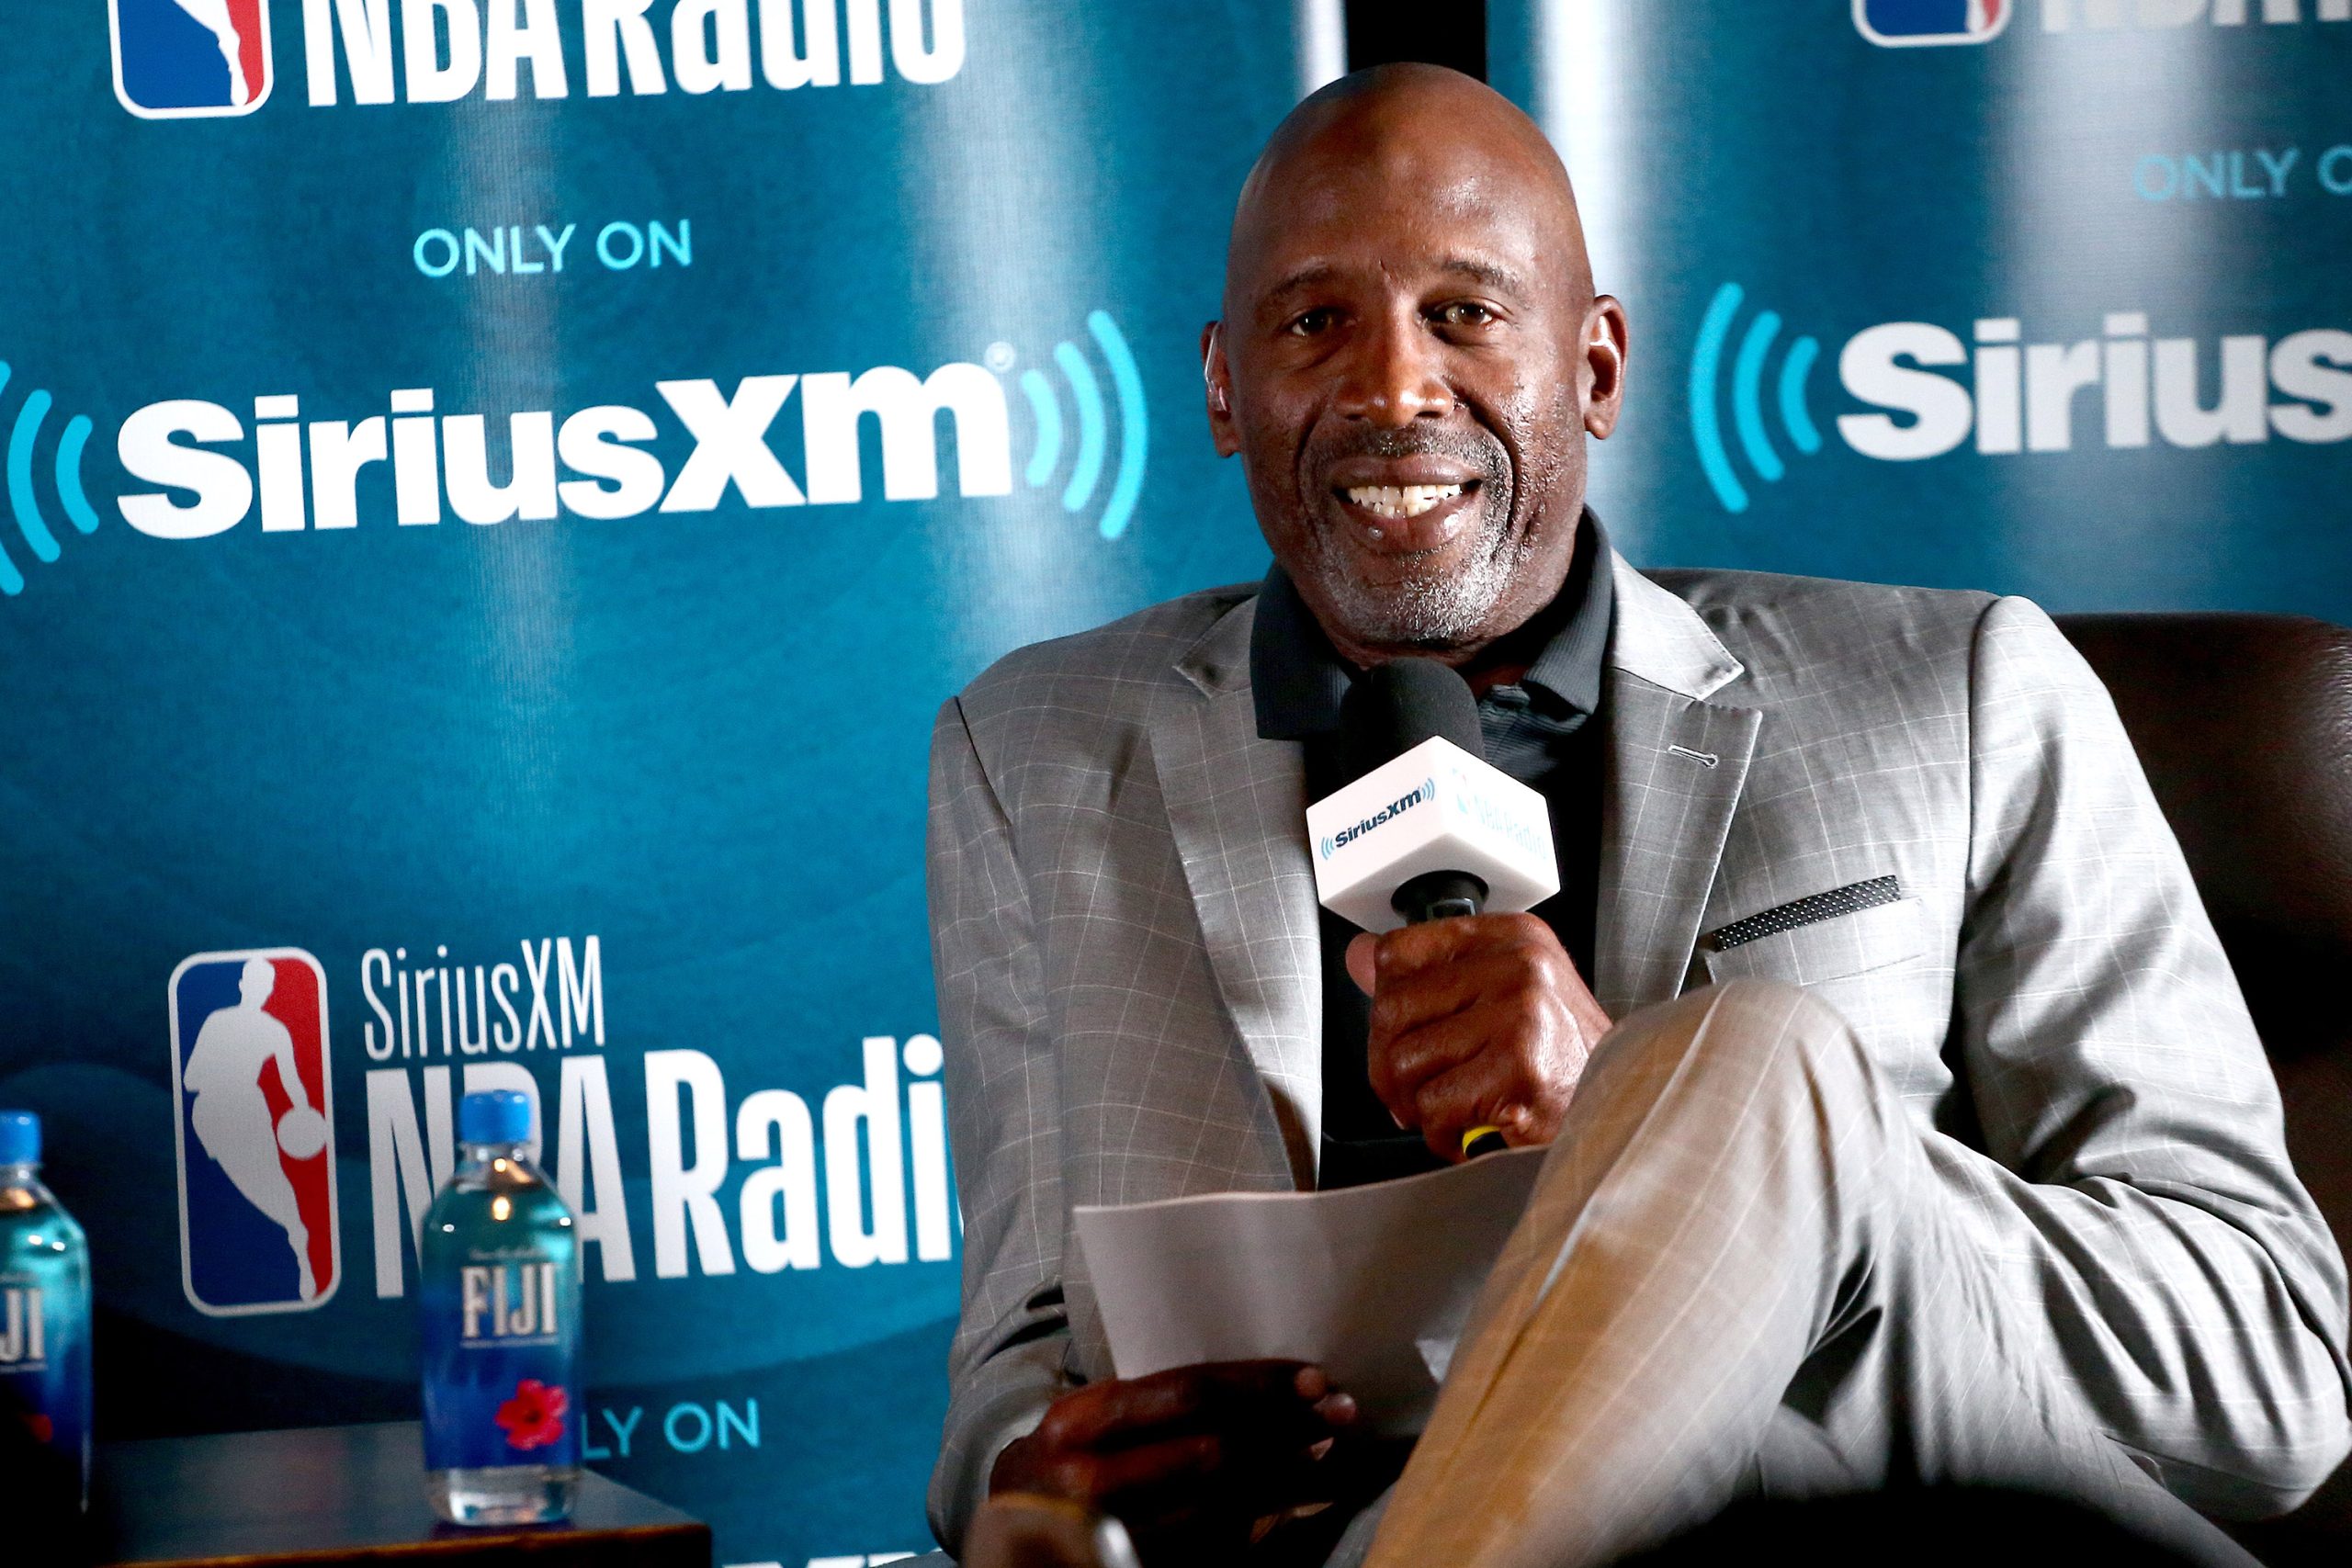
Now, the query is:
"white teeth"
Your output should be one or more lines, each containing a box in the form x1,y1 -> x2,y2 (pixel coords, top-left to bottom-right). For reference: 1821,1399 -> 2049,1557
1343,482 -> 1464,520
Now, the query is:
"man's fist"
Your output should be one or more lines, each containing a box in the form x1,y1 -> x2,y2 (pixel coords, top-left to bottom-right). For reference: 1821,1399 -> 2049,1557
989,1360 -> 1357,1562
1345,913 -> 1610,1158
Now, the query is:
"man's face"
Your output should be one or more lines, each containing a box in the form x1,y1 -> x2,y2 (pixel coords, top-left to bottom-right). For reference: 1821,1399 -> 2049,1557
1208,106 -> 1625,665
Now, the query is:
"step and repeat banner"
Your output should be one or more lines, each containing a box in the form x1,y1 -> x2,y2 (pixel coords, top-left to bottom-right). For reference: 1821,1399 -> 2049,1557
1493,0 -> 2352,619
0,3 -> 1338,1562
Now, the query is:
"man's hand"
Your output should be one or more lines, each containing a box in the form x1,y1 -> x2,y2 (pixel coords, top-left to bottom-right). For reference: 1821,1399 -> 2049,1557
989,1360 -> 1357,1562
1345,913 -> 1610,1158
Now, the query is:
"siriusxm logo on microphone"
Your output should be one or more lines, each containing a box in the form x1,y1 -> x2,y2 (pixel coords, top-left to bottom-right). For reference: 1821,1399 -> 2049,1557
1688,281 -> 2352,512
1317,777 -> 1437,863
1306,737 -> 1559,933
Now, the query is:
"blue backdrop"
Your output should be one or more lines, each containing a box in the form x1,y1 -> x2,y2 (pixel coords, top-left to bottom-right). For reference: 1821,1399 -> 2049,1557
0,3 -> 1337,1561
1492,0 -> 2351,616
14,3 -> 2346,1562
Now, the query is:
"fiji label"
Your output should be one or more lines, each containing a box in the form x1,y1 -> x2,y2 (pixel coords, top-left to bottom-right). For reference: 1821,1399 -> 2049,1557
0,1285 -> 48,1369
421,1255 -> 578,1470
0,1278 -> 84,1460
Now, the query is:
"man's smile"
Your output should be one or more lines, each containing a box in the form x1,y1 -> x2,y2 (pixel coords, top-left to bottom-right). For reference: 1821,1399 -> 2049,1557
1325,456 -> 1491,554
1343,482 -> 1463,521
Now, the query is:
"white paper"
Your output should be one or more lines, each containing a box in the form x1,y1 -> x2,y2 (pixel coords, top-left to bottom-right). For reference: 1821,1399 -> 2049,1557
1073,1146 -> 1548,1436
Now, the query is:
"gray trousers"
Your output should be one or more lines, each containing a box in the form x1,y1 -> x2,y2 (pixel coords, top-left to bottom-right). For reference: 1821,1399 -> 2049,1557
1330,979 -> 2252,1568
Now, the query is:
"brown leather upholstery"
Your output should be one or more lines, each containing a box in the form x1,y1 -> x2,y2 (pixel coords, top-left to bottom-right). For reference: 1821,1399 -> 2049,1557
2058,613 -> 2352,1565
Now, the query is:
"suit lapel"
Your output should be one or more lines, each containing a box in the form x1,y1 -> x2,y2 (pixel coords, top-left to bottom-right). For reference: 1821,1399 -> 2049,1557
1141,561 -> 1758,1173
1593,559 -> 1762,1018
1151,597 -> 1324,1188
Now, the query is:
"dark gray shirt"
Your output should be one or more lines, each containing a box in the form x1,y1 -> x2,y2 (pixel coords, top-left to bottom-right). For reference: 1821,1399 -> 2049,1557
1250,511 -> 1617,1188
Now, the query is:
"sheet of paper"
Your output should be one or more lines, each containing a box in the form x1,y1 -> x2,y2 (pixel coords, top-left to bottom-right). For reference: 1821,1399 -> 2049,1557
1073,1145 -> 1549,1436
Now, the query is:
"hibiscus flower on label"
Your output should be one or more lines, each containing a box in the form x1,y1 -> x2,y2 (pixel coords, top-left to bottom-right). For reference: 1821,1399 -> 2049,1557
495,1378 -> 570,1451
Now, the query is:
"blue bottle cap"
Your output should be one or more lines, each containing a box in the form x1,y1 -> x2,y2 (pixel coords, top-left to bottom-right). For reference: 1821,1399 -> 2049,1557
0,1111 -> 40,1165
458,1090 -> 532,1146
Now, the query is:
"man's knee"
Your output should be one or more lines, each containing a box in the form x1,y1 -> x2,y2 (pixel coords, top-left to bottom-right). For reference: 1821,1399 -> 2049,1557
1585,980 -> 1905,1145
1602,978 -> 1854,1074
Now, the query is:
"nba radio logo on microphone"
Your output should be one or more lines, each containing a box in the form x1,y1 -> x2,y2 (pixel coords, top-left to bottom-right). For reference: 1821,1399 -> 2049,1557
109,0 -> 274,119
167,951 -> 340,1315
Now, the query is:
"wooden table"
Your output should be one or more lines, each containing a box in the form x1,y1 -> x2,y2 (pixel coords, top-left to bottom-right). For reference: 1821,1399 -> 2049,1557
90,1422 -> 710,1566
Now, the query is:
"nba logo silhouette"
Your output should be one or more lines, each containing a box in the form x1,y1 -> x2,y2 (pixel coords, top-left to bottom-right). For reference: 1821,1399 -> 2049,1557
1854,0 -> 2010,45
109,0 -> 274,118
168,951 -> 339,1315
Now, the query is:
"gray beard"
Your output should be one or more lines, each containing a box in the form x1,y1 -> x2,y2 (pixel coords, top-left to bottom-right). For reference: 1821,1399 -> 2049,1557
1304,510 -> 1530,648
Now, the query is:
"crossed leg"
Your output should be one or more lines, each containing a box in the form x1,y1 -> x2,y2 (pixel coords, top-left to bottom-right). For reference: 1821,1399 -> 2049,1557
1351,979 -> 2250,1568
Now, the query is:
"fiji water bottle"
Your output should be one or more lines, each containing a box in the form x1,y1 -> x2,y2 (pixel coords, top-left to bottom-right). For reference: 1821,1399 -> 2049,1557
0,1111 -> 91,1509
420,1089 -> 581,1526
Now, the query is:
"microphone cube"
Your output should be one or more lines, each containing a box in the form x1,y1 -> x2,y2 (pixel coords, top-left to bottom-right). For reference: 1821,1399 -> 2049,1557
1306,738 -> 1560,932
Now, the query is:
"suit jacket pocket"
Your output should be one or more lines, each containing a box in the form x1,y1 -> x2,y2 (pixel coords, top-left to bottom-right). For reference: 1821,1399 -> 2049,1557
1702,896 -> 1927,987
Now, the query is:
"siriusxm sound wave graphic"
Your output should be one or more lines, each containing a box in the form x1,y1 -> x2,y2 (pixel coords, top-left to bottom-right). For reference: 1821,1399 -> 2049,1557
1686,288 -> 2352,512
0,364 -> 104,598
1689,283 -> 1824,515
1007,311 -> 1148,541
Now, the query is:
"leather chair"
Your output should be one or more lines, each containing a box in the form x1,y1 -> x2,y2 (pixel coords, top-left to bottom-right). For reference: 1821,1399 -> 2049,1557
2057,613 -> 2352,1566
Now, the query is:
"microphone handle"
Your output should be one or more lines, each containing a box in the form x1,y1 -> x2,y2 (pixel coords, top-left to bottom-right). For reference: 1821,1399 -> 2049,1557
1391,868 -> 1488,925
1387,869 -> 1510,1156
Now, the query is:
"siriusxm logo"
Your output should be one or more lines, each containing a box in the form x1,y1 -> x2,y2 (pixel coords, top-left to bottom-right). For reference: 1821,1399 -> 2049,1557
1317,779 -> 1436,862
1689,283 -> 2352,512
112,0 -> 963,117
120,368 -> 1021,537
117,319 -> 1142,540
0,313 -> 1144,597
1859,0 -> 2346,44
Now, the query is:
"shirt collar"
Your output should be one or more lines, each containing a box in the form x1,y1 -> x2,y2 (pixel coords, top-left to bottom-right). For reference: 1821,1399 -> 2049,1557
1250,510 -> 1617,741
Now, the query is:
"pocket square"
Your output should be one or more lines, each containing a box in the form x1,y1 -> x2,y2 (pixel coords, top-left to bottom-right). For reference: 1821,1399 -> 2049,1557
1704,876 -> 1904,952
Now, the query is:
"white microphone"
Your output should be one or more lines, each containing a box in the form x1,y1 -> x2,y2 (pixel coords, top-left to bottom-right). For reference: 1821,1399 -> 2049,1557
1305,660 -> 1559,934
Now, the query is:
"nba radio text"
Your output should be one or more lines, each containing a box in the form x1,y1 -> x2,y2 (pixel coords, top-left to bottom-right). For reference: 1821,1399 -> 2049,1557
360,936 -> 955,1302
300,0 -> 968,104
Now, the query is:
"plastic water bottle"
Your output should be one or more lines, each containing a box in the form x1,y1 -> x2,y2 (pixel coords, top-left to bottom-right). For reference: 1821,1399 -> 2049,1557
0,1111 -> 91,1510
420,1089 -> 581,1526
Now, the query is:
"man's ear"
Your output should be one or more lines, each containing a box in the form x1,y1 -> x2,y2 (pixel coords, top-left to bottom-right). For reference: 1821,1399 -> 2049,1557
1581,295 -> 1630,440
1202,321 -> 1239,457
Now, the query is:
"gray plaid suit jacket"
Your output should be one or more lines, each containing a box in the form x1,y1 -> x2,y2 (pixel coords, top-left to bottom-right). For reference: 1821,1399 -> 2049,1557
923,553 -> 2352,1551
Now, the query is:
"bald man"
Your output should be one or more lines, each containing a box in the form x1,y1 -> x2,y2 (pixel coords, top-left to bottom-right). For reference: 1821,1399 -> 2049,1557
925,65 -> 2349,1568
